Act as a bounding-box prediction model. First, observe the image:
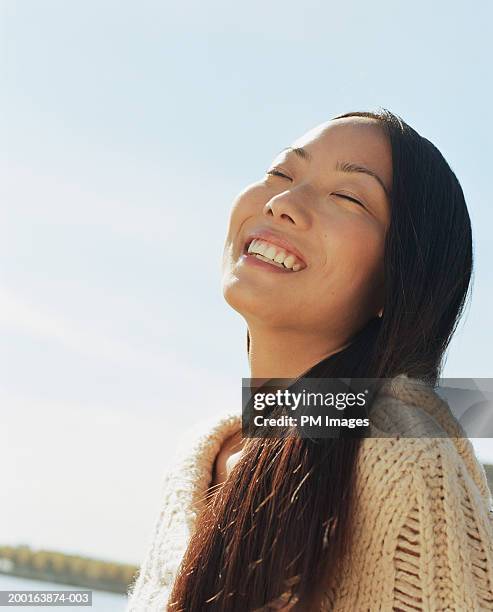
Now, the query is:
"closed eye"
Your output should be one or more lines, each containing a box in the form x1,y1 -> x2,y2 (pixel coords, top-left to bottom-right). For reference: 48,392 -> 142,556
265,168 -> 292,180
266,170 -> 365,208
333,193 -> 365,207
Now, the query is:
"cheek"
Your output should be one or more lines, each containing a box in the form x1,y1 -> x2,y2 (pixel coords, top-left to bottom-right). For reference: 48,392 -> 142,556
225,184 -> 265,241
318,217 -> 386,295
233,183 -> 267,218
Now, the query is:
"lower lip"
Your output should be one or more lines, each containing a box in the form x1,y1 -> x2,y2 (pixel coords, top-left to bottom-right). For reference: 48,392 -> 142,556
240,253 -> 297,273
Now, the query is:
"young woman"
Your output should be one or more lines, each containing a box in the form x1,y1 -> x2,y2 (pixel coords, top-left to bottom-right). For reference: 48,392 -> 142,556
126,109 -> 493,611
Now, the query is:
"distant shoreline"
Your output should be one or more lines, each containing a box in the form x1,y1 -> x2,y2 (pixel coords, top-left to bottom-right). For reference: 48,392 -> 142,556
0,545 -> 138,595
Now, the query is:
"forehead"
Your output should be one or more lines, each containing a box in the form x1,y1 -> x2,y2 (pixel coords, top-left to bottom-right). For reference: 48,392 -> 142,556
290,117 -> 392,187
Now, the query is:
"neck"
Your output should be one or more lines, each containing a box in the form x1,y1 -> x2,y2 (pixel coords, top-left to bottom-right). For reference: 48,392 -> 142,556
247,323 -> 351,380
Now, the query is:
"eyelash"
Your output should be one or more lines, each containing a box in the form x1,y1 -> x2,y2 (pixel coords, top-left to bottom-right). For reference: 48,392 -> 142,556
266,168 -> 291,179
265,169 -> 365,208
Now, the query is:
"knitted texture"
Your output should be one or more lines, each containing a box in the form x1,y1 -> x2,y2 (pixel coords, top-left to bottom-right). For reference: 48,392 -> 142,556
126,375 -> 493,611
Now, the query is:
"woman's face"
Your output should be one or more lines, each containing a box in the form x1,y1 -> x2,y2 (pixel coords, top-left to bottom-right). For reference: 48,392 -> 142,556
222,117 -> 392,340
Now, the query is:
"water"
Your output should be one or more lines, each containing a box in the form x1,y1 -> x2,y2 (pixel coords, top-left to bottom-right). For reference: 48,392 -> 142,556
0,574 -> 126,611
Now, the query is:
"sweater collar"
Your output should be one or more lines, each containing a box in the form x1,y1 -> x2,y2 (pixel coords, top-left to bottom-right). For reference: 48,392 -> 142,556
174,373 -> 462,527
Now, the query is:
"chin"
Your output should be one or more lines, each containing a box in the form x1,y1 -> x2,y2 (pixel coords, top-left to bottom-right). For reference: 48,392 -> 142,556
222,281 -> 292,328
222,276 -> 252,316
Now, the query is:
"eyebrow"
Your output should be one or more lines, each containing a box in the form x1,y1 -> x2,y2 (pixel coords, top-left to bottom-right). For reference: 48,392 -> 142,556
278,146 -> 391,199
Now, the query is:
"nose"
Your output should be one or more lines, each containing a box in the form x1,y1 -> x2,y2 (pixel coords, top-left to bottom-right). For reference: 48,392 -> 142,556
263,192 -> 311,230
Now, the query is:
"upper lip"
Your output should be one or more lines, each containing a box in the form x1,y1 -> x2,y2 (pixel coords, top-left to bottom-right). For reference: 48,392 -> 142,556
243,228 -> 307,267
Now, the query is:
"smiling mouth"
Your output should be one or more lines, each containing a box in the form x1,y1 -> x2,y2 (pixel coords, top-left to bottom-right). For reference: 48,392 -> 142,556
243,238 -> 306,272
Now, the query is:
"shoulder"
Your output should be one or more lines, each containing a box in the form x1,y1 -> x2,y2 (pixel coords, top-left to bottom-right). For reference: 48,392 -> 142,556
355,434 -> 492,519
125,408 -> 242,611
355,372 -> 493,526
160,407 -> 242,521
359,373 -> 493,509
336,406 -> 493,609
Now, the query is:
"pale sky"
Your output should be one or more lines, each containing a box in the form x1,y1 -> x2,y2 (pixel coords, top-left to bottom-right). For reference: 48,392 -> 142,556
1,0 -> 492,565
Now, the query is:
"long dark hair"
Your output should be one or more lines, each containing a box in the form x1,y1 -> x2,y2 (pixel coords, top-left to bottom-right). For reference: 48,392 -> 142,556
168,109 -> 473,610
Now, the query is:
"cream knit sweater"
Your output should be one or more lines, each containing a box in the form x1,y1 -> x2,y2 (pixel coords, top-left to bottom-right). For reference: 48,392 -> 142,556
126,375 -> 493,611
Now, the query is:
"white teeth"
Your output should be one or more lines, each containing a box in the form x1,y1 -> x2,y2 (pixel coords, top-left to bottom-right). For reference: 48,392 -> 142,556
246,239 -> 304,271
257,242 -> 268,256
283,254 -> 296,269
248,239 -> 261,254
252,253 -> 285,268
